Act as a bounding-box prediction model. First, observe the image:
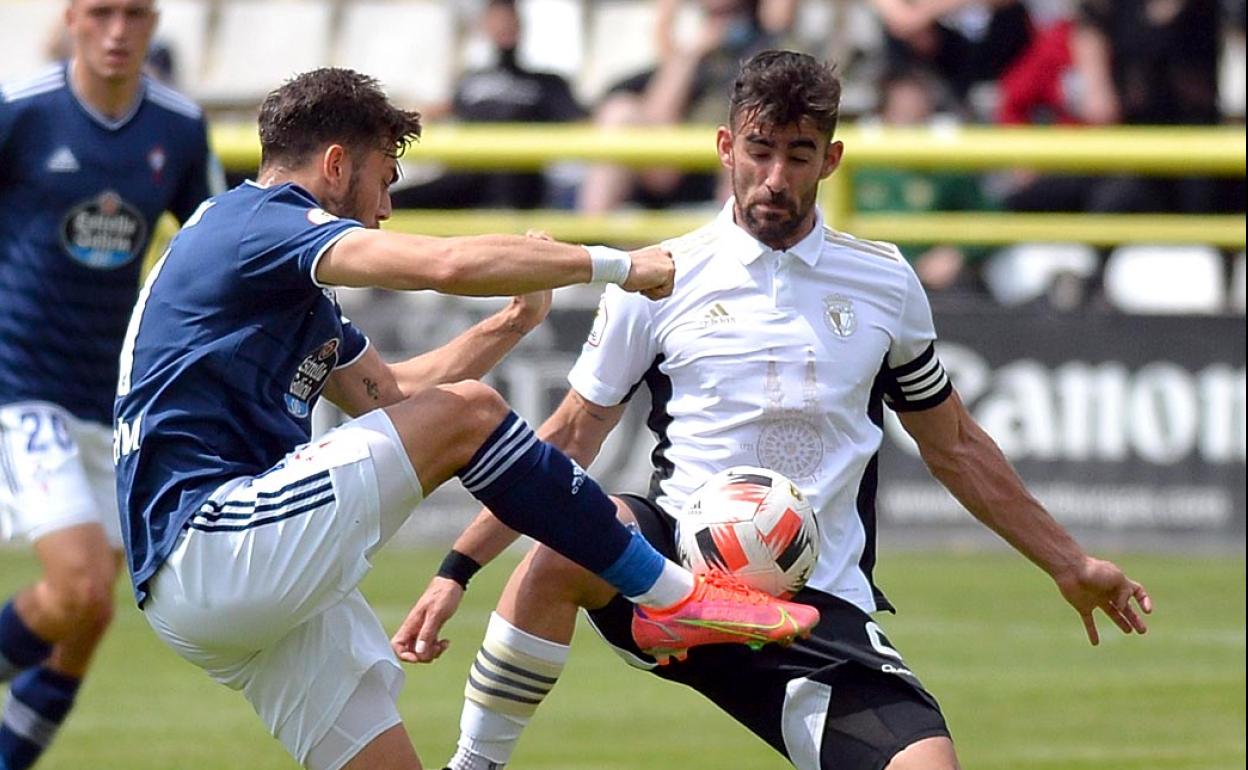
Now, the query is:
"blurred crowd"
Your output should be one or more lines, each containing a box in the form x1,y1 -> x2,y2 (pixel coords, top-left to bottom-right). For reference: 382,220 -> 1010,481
34,0 -> 1248,312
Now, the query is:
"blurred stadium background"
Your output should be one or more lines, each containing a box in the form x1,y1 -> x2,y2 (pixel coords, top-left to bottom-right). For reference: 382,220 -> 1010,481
1,0 -> 1245,768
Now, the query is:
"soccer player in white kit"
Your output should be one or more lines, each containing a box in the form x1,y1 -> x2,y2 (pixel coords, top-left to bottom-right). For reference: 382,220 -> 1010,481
394,50 -> 1154,770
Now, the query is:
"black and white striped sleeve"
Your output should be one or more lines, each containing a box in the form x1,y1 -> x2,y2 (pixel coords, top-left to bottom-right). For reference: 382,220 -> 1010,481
881,342 -> 952,412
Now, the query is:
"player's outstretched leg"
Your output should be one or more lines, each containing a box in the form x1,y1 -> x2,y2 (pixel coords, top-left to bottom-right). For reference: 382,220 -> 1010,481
385,383 -> 821,636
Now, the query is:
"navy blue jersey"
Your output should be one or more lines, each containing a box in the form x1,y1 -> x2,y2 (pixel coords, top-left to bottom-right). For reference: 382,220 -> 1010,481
0,63 -> 221,424
114,181 -> 368,603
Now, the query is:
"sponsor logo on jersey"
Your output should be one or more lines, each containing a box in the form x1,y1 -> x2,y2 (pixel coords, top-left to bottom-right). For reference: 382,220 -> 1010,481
822,294 -> 856,338
59,191 -> 147,269
284,338 -> 340,418
46,146 -> 80,173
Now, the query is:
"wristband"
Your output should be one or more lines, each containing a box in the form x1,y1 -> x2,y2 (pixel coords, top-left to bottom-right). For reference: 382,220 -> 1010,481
585,245 -> 632,285
437,549 -> 482,590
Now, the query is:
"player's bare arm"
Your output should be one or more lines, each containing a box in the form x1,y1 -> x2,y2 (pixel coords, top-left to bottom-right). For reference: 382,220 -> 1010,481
315,229 -> 674,298
392,390 -> 628,663
322,291 -> 553,417
898,391 -> 1153,645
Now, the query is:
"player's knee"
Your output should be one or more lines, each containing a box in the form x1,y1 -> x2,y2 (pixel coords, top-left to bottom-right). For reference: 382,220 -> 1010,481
439,379 -> 511,445
44,569 -> 114,632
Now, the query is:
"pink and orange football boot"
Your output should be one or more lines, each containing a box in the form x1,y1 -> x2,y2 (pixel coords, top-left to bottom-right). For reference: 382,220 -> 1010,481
631,571 -> 820,665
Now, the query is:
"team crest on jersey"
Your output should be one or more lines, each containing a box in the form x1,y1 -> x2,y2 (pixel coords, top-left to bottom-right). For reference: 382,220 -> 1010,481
59,191 -> 147,269
284,338 -> 340,418
822,294 -> 857,338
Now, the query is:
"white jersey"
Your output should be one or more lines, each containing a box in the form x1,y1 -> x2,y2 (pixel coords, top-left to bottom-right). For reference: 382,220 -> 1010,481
569,200 -> 951,613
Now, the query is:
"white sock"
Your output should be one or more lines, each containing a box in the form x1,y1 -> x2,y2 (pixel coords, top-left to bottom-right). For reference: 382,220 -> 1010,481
626,559 -> 696,609
453,612 -> 570,767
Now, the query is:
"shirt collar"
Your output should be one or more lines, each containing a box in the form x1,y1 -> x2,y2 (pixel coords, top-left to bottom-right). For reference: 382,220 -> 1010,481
715,198 -> 825,268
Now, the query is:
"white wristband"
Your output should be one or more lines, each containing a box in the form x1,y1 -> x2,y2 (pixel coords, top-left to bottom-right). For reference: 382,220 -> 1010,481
585,245 -> 632,285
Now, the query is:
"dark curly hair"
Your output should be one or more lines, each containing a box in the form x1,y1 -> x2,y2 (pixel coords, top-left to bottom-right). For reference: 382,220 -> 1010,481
729,50 -> 841,138
258,68 -> 422,169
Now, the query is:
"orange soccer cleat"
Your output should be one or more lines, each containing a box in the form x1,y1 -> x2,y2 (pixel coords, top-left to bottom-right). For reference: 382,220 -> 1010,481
630,571 -> 820,665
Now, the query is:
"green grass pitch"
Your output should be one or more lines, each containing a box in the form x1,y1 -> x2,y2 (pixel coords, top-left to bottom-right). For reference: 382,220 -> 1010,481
1,547 -> 1243,769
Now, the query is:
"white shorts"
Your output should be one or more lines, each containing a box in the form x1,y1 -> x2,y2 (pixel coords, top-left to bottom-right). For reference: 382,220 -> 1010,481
0,401 -> 122,547
143,409 -> 423,768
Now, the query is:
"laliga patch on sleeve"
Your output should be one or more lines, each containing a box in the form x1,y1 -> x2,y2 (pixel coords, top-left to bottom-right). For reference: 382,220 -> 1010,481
587,294 -> 608,347
307,207 -> 340,226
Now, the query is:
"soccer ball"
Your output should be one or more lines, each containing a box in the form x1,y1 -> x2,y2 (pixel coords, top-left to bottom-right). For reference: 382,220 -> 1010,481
675,466 -> 819,598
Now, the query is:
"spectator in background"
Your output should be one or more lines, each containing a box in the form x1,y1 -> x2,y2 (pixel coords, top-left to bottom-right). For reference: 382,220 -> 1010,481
870,0 -> 1034,114
1005,0 -> 1233,215
855,66 -> 993,295
391,0 -> 584,210
578,0 -> 796,213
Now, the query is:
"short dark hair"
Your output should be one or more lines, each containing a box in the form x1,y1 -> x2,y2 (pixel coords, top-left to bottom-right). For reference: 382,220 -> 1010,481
258,68 -> 422,169
729,50 -> 841,138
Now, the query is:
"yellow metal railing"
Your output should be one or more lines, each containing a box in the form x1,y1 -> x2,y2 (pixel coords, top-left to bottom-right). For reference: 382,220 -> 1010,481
209,123 -> 1247,248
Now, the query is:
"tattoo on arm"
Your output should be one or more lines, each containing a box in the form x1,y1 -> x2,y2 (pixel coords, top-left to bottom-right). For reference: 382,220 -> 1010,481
363,378 -> 381,401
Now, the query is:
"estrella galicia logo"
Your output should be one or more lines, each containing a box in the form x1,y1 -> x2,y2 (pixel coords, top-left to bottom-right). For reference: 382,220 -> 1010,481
59,191 -> 147,269
284,338 -> 340,418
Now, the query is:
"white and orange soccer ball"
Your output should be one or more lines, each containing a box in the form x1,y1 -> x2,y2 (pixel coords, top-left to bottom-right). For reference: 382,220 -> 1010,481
675,466 -> 819,598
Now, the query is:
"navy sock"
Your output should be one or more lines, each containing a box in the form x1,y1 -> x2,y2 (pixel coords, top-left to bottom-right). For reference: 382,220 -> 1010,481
458,413 -> 665,597
0,667 -> 80,770
0,602 -> 51,684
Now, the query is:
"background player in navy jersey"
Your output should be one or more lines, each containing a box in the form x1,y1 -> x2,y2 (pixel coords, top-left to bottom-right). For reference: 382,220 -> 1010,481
0,2 -> 219,767
113,67 -> 817,770
396,50 -> 1154,770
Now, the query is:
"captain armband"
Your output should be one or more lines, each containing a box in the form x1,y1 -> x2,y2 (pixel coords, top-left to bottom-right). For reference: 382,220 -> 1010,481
883,344 -> 953,412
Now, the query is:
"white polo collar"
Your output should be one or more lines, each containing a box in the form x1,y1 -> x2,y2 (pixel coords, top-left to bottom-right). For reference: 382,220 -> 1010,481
714,198 -> 825,268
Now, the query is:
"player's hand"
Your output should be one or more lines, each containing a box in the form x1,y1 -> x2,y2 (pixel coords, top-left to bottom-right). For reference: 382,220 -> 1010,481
622,246 -> 675,300
1053,556 -> 1152,646
505,290 -> 553,334
391,576 -> 464,664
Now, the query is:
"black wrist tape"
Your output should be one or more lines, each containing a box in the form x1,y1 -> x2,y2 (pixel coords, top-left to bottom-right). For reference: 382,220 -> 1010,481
437,549 -> 482,589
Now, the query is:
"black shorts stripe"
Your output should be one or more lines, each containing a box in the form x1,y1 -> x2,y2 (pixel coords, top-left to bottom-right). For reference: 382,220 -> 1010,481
187,493 -> 333,533
196,481 -> 333,520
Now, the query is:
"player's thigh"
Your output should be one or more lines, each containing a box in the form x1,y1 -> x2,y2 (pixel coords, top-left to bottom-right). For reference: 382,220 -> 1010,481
0,402 -> 118,548
244,590 -> 406,768
886,735 -> 960,770
381,380 -> 510,495
145,410 -> 422,653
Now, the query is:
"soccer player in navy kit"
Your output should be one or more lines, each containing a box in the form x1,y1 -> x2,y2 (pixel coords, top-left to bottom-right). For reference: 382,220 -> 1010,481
113,68 -> 818,770
398,51 -> 1155,770
0,2 -> 219,767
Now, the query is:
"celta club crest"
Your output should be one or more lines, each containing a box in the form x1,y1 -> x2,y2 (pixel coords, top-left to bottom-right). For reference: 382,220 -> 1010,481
823,294 -> 856,338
